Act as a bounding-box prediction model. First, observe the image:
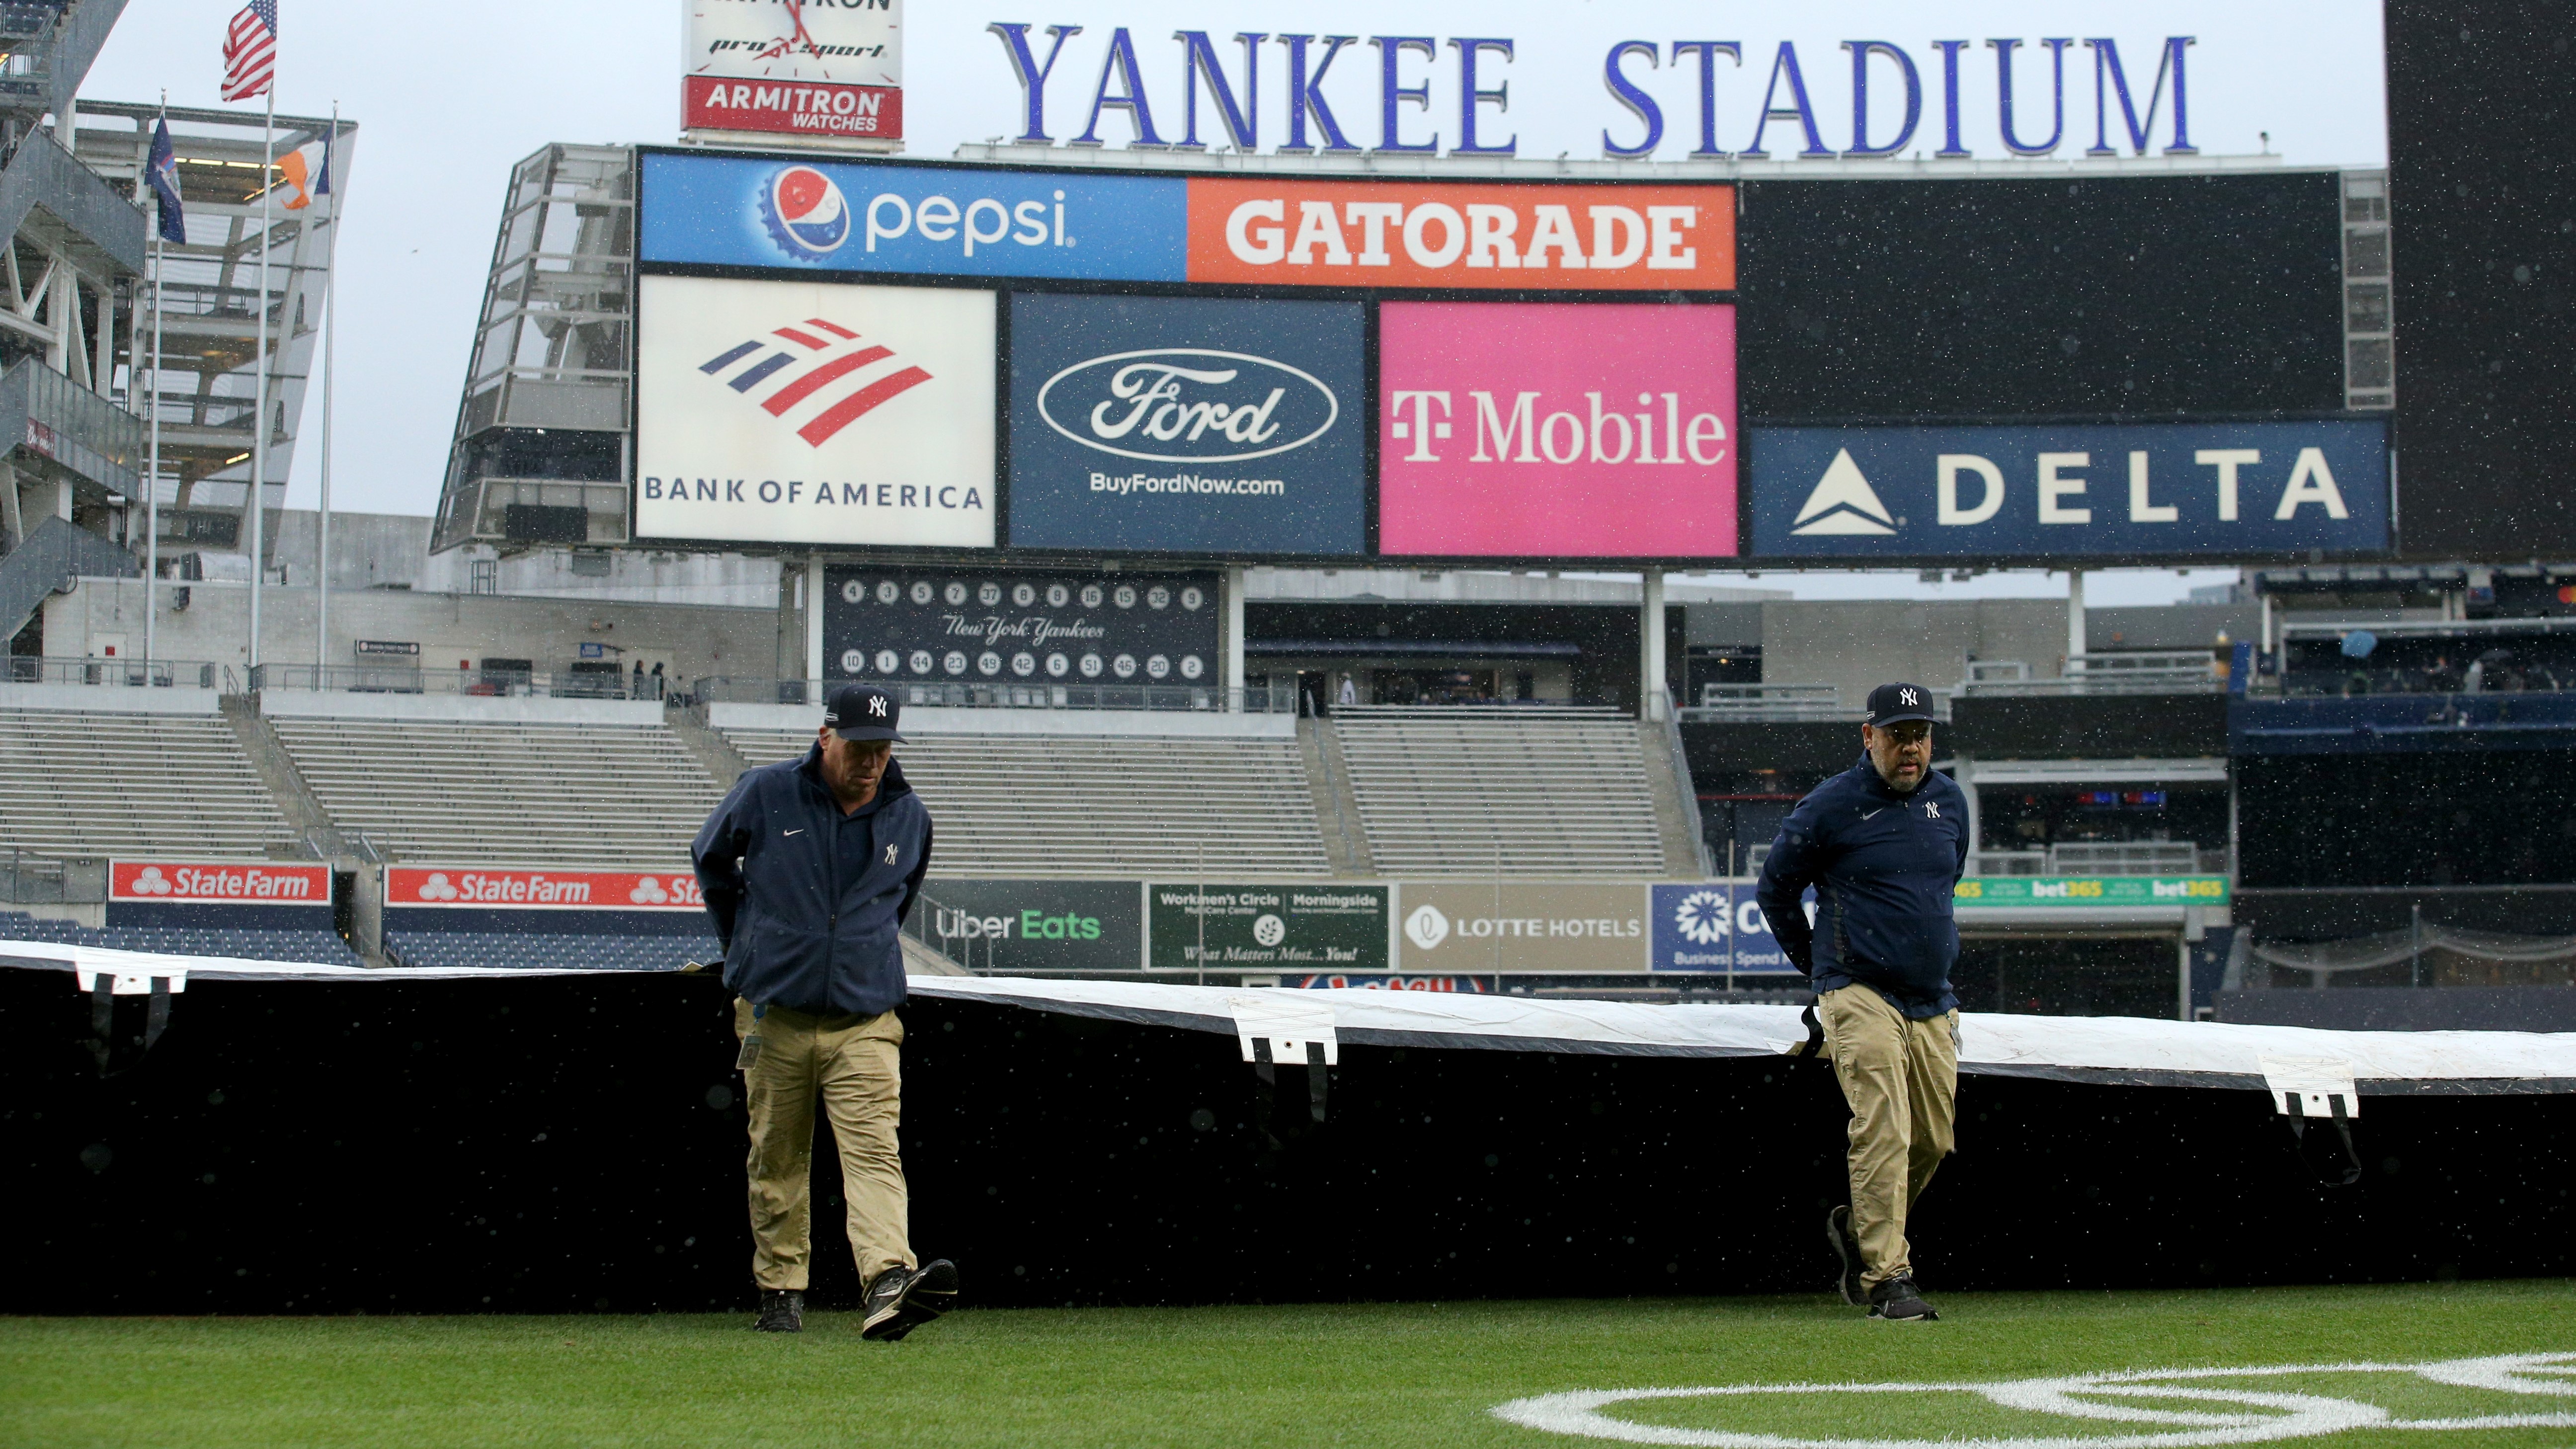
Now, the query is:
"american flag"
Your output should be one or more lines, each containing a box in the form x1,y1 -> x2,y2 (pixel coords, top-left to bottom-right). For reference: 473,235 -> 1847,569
221,0 -> 276,102
699,319 -> 933,447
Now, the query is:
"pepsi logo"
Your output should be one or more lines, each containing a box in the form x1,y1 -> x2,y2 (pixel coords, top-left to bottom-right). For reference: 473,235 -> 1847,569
761,166 -> 849,261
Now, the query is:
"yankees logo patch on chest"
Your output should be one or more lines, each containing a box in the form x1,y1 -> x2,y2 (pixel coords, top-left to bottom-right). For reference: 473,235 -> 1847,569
885,844 -> 898,864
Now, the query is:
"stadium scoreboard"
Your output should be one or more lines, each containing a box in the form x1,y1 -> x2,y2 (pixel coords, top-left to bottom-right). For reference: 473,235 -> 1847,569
613,148 -> 2390,568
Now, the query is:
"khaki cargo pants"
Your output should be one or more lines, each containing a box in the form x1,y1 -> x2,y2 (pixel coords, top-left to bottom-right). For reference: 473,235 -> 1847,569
735,998 -> 916,1292
1818,984 -> 1959,1289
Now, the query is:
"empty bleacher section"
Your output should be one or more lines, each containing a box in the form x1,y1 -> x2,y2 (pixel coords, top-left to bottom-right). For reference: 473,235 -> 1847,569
0,697 -> 297,859
263,698 -> 723,868
0,911 -> 362,966
1331,706 -> 1670,877
383,930 -> 715,971
720,709 -> 1333,878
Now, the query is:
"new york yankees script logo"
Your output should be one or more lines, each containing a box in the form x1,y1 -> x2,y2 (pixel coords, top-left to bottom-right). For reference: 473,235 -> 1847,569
867,695 -> 888,718
1900,687 -> 1919,707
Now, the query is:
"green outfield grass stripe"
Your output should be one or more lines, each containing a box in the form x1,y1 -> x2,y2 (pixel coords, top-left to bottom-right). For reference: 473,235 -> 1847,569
1,1283 -> 2572,1449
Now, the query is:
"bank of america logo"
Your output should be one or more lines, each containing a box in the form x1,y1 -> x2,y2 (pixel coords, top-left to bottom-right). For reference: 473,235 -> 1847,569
698,319 -> 933,447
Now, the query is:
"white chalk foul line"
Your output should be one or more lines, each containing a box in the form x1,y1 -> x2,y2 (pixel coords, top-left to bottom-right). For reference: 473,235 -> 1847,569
1490,1354 -> 2576,1449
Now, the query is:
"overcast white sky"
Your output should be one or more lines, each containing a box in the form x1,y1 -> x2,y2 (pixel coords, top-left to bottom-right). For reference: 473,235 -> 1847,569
80,2 -> 2384,606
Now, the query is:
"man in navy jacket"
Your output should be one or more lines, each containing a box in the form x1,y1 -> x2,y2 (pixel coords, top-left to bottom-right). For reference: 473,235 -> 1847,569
1756,682 -> 1968,1322
693,683 -> 955,1339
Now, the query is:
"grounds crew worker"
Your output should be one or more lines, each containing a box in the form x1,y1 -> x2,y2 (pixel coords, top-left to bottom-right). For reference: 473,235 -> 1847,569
1756,682 -> 1968,1323
692,683 -> 957,1338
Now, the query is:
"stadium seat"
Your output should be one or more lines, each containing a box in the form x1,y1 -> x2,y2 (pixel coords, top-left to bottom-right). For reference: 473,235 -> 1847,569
723,726 -> 1332,878
383,931 -> 718,972
267,717 -> 724,869
1329,706 -> 1669,876
0,915 -> 363,967
0,706 -> 297,859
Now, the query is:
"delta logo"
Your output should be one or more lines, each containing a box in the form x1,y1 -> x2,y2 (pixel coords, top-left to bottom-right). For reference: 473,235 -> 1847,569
694,318 -> 931,449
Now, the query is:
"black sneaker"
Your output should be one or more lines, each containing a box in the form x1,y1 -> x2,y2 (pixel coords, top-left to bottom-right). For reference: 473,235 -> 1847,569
1867,1275 -> 1938,1322
860,1261 -> 958,1342
1826,1206 -> 1864,1307
753,1288 -> 804,1333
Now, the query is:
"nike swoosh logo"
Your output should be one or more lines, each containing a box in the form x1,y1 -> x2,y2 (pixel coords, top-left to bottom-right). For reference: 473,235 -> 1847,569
783,829 -> 804,836
1861,808 -> 1888,820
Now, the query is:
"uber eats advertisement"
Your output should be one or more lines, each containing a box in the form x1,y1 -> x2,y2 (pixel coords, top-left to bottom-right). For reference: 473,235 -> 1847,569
915,880 -> 1140,973
1148,884 -> 1390,971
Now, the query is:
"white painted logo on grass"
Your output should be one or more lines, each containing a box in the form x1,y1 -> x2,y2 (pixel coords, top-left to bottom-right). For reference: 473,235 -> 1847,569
1493,1354 -> 2576,1449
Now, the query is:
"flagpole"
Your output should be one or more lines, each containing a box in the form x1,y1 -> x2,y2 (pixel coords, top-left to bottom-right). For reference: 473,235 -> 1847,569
247,82 -> 272,676
143,96 -> 166,671
314,101 -> 337,673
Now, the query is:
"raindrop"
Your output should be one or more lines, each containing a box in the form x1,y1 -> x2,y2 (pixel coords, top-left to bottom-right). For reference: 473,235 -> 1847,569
78,1142 -> 112,1174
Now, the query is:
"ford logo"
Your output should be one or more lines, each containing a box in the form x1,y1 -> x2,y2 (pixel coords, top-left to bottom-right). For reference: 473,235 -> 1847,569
1035,348 -> 1338,463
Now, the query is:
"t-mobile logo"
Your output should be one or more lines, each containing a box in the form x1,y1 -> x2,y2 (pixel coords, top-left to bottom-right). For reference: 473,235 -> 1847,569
1386,389 -> 1726,467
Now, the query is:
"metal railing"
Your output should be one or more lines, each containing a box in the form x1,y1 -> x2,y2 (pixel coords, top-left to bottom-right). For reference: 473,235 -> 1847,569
2,655 -> 217,689
692,677 -> 1299,714
248,663 -> 674,701
1959,653 -> 2224,698
1683,684 -> 1852,722
0,849 -> 103,905
1969,844 -> 2227,877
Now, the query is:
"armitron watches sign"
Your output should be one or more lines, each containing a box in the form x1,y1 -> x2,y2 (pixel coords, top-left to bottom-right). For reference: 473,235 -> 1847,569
683,0 -> 901,144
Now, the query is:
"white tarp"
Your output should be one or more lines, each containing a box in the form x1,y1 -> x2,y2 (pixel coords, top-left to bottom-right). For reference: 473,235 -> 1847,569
5,941 -> 2572,1096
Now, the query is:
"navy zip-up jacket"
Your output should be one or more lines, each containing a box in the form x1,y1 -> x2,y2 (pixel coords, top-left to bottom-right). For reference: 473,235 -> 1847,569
691,746 -> 934,1017
1755,752 -> 1969,1019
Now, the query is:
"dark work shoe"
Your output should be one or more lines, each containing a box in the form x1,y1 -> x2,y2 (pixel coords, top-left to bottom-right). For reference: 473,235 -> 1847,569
1826,1206 -> 1864,1307
1868,1275 -> 1938,1322
753,1288 -> 804,1333
905,1258 -> 960,1318
858,1263 -> 944,1341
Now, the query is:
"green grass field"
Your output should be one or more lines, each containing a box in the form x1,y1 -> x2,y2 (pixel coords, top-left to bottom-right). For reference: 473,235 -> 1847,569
5,1282 -> 2573,1449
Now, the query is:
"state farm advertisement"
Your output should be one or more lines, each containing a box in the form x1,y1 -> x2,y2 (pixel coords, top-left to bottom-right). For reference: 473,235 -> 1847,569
684,0 -> 901,142
386,868 -> 707,912
1376,301 -> 1739,558
1187,179 -> 1733,290
110,861 -> 330,905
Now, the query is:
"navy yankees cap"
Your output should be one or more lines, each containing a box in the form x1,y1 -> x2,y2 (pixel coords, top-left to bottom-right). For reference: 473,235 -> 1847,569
1865,682 -> 1937,726
823,683 -> 904,742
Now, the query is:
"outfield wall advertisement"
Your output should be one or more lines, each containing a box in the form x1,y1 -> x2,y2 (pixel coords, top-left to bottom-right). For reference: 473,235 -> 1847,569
1148,884 -> 1390,971
916,880 -> 1140,973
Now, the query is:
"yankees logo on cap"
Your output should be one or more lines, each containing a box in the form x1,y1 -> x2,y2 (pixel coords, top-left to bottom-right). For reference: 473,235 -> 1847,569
1865,682 -> 1937,726
824,683 -> 905,742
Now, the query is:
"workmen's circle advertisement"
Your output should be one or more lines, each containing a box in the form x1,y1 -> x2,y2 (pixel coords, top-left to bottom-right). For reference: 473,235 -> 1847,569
1148,884 -> 1389,971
